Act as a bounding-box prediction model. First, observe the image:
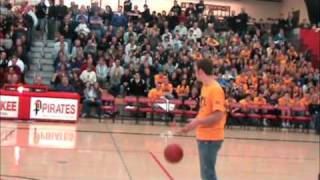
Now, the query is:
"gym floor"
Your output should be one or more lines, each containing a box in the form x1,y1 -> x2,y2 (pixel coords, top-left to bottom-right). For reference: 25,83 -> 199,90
0,119 -> 318,180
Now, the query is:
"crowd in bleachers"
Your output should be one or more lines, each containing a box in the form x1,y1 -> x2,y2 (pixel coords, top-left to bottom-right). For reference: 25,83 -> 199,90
0,0 -> 319,128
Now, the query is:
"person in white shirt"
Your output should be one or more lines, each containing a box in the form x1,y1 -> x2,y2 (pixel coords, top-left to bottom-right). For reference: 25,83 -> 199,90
80,65 -> 97,84
8,54 -> 25,72
75,16 -> 90,37
96,57 -> 109,87
124,40 -> 137,64
188,22 -> 202,40
54,36 -> 69,58
140,52 -> 153,65
174,21 -> 188,37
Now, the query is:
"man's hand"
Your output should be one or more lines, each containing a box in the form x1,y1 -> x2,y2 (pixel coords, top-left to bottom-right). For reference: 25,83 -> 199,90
177,118 -> 199,134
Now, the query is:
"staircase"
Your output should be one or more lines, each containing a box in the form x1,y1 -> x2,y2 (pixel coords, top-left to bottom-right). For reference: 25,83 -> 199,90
25,40 -> 56,85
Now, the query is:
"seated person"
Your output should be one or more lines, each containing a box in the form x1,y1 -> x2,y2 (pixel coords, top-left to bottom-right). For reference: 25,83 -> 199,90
81,82 -> 103,118
161,77 -> 174,99
55,76 -> 75,92
148,83 -> 164,100
129,72 -> 147,97
154,70 -> 167,85
175,79 -> 190,99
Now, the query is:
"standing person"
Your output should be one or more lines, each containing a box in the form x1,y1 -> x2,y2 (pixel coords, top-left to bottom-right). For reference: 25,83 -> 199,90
123,0 -> 132,14
47,0 -> 56,40
179,59 -> 226,180
54,0 -> 68,33
35,0 -> 47,41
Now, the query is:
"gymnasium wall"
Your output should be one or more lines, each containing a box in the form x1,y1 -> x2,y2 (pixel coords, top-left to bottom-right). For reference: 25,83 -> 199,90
20,0 -> 309,22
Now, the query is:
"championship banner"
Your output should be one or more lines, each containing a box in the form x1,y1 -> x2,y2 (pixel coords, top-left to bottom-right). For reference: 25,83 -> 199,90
30,97 -> 78,121
0,95 -> 19,118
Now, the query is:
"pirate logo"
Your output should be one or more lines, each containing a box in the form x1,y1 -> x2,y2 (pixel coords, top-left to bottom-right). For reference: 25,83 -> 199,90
34,100 -> 42,115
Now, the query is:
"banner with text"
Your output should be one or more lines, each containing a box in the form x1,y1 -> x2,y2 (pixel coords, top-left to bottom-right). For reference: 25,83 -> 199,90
0,95 -> 19,118
30,97 -> 78,121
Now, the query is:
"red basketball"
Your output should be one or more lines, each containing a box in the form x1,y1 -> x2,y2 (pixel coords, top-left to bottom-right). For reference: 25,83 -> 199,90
164,143 -> 184,163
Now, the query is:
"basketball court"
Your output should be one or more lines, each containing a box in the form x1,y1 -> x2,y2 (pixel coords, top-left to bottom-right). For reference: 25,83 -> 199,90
0,119 -> 318,180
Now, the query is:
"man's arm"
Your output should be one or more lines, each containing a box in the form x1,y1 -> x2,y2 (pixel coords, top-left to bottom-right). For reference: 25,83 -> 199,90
180,110 -> 224,133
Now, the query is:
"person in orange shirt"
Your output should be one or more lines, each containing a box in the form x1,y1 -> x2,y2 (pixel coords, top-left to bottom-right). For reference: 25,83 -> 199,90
283,74 -> 292,87
154,71 -> 167,85
206,37 -> 220,47
253,93 -> 267,106
299,93 -> 311,108
148,83 -> 164,100
240,46 -> 251,59
175,79 -> 190,99
278,92 -> 293,127
239,95 -> 253,113
161,77 -> 174,98
179,59 -> 226,180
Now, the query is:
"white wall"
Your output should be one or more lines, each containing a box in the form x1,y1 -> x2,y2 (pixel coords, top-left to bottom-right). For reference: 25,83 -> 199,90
25,0 -> 309,22
63,0 -> 283,19
281,0 -> 309,23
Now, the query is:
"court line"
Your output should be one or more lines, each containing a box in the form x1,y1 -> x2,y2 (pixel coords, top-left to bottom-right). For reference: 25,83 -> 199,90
0,174 -> 41,180
77,129 -> 319,144
110,134 -> 133,180
0,129 -> 15,143
149,151 -> 174,180
2,126 -> 319,144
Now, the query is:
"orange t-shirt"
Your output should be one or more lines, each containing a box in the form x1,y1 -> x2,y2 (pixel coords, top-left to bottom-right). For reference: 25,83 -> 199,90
161,83 -> 173,94
299,97 -> 311,107
176,85 -> 190,96
206,38 -> 220,47
148,88 -> 164,100
240,49 -> 251,59
154,74 -> 167,85
196,81 -> 226,141
278,97 -> 294,106
253,97 -> 267,106
193,52 -> 203,61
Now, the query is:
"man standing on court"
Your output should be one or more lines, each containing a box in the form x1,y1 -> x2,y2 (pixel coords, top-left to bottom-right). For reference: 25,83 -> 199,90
180,59 -> 226,180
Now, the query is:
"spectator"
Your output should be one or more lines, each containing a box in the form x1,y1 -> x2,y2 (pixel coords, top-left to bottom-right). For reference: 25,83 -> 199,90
129,72 -> 146,96
120,69 -> 132,97
70,71 -> 84,96
123,0 -> 132,13
96,57 -> 109,88
111,6 -> 128,28
195,0 -> 205,15
109,59 -> 124,96
54,0 -> 68,32
148,83 -> 164,100
89,11 -> 104,38
80,65 -> 97,84
176,79 -> 190,99
35,0 -> 47,40
171,0 -> 182,15
55,76 -> 75,92
161,77 -> 174,99
81,82 -> 103,118
8,54 -> 25,73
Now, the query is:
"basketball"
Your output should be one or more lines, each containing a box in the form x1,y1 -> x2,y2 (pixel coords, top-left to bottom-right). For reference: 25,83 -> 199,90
164,143 -> 184,163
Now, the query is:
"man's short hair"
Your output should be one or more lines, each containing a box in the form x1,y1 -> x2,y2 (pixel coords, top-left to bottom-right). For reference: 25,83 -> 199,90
196,59 -> 214,75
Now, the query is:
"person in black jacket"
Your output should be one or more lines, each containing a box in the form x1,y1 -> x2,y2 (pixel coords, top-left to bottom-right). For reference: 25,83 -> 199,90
123,0 -> 132,14
120,69 -> 132,97
170,0 -> 182,15
141,4 -> 152,25
54,0 -> 68,33
35,0 -> 47,40
129,72 -> 147,97
195,0 -> 205,16
47,0 -> 56,40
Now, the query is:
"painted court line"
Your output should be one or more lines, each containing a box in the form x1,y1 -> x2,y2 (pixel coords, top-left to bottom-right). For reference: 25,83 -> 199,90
149,151 -> 174,180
